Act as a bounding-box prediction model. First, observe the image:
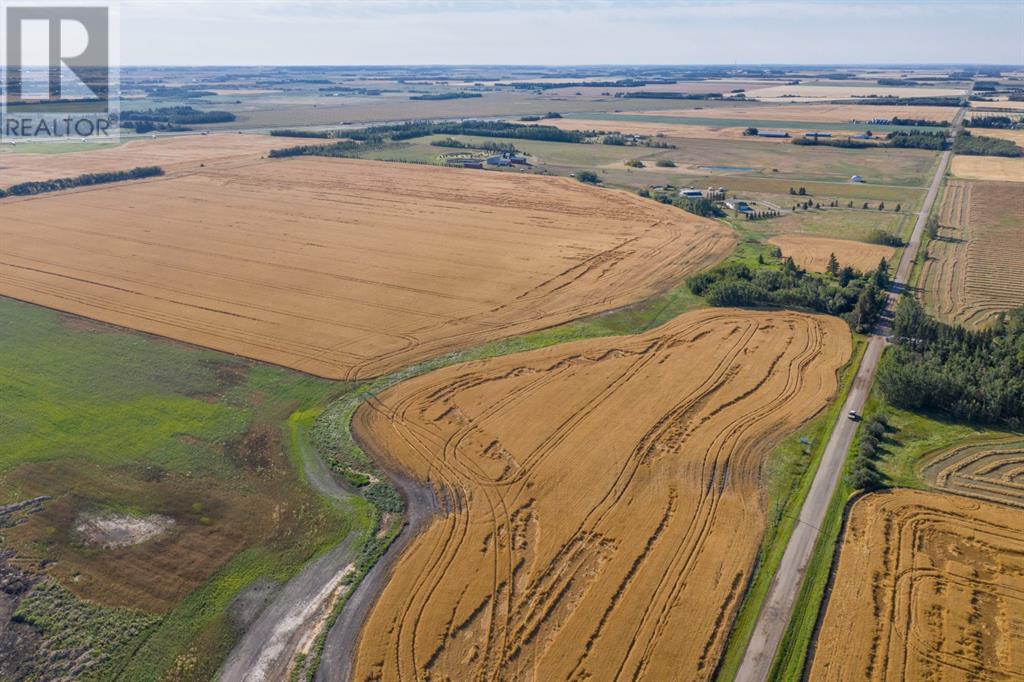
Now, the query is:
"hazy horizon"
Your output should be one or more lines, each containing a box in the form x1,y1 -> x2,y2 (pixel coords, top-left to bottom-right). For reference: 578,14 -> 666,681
118,0 -> 1023,67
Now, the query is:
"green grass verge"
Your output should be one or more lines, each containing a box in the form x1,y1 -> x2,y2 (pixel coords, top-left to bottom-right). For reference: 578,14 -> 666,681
715,335 -> 866,681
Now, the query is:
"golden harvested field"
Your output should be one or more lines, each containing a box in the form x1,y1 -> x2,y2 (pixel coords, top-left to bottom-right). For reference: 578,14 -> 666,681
0,133 -> 298,185
810,490 -> 1024,681
920,180 -> 1024,327
351,308 -> 851,681
640,104 -> 959,123
0,157 -> 734,380
970,100 -> 1024,111
950,155 -> 1024,182
969,128 -> 1024,147
920,438 -> 1024,509
768,235 -> 895,273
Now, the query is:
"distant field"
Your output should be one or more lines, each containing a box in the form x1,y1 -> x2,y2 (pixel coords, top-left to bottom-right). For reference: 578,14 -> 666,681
920,180 -> 1024,327
566,111 -> 947,133
0,156 -> 733,380
0,297 -> 365,680
638,103 -> 959,124
768,234 -> 895,273
950,155 -> 1024,182
0,133 -> 294,185
745,83 -> 966,101
352,308 -> 850,681
966,127 -> 1024,147
810,490 -> 1024,681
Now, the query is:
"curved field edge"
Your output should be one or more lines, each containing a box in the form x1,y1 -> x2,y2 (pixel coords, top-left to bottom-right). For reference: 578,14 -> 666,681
301,277 -> 717,679
714,334 -> 867,681
347,308 -> 851,680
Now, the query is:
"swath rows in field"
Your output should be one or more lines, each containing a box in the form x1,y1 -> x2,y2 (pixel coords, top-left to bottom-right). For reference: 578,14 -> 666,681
352,308 -> 850,681
920,180 -> 1024,328
810,490 -> 1024,681
920,438 -> 1024,509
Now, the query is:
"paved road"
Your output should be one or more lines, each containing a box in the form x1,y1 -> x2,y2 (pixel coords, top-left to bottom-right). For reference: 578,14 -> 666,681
734,111 -> 961,682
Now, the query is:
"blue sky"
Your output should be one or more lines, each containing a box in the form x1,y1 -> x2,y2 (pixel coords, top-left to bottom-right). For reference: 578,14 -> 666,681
120,0 -> 1023,65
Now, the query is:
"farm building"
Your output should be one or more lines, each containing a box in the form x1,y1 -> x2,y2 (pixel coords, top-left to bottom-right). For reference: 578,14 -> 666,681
758,130 -> 790,138
486,155 -> 511,166
678,188 -> 704,199
851,175 -> 864,183
804,132 -> 833,138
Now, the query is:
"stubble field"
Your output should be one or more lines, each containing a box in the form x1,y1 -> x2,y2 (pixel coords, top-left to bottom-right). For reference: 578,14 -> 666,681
350,308 -> 851,681
950,155 -> 1024,182
809,490 -> 1024,681
0,157 -> 734,380
767,234 -> 895,273
919,438 -> 1024,509
0,133 -> 298,185
920,180 -> 1024,327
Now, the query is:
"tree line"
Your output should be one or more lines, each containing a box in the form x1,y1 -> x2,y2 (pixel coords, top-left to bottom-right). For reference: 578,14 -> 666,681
687,255 -> 890,333
268,140 -> 372,158
878,298 -> 1023,428
344,120 -> 587,144
119,106 -> 235,133
0,166 -> 164,198
952,132 -> 1024,158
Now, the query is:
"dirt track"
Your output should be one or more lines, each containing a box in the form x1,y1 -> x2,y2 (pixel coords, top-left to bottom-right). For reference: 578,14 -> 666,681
809,489 -> 1024,680
0,156 -> 734,380
348,308 -> 850,680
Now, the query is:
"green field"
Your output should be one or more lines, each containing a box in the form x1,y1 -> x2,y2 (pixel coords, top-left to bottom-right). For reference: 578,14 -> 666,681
0,140 -> 124,155
0,297 -> 374,680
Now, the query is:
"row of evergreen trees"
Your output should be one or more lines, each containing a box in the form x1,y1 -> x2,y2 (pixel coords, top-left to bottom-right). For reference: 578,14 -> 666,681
687,255 -> 890,333
877,298 -> 1024,427
0,166 -> 164,198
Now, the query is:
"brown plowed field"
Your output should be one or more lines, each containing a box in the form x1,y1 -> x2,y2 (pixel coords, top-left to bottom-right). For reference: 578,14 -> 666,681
810,490 -> 1024,681
351,308 -> 851,680
0,157 -> 735,380
0,133 -> 299,185
768,235 -> 895,273
920,439 -> 1024,509
920,180 -> 1024,327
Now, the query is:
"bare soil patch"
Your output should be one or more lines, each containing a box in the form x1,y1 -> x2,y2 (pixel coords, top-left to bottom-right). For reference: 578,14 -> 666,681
0,157 -> 734,380
352,308 -> 850,680
74,511 -> 175,549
